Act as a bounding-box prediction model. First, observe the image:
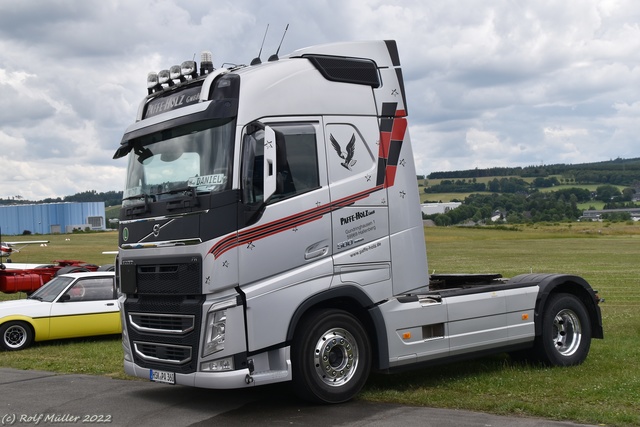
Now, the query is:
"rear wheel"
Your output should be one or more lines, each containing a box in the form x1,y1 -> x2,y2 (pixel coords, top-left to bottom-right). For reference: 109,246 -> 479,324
292,308 -> 371,404
0,321 -> 34,351
535,293 -> 592,366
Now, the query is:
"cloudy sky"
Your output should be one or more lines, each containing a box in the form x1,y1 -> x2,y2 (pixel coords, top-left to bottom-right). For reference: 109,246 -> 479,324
1,0 -> 639,200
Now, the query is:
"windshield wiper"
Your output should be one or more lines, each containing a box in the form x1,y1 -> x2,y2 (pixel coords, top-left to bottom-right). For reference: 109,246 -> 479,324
28,295 -> 43,301
153,185 -> 194,197
155,186 -> 200,210
122,193 -> 155,217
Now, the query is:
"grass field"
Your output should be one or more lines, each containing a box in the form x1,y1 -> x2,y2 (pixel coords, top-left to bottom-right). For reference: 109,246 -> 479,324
1,224 -> 639,425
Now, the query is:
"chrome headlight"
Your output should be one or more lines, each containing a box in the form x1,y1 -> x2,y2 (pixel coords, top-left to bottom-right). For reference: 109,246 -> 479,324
203,300 -> 236,357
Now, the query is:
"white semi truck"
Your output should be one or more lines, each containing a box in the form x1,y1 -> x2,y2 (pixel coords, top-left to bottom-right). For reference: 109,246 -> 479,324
113,40 -> 603,403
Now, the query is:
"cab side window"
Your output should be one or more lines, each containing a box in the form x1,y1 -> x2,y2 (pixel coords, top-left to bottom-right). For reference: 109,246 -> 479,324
270,124 -> 320,201
242,123 -> 319,206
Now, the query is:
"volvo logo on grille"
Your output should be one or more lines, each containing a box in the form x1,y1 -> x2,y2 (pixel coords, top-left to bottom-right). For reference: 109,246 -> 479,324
153,224 -> 160,237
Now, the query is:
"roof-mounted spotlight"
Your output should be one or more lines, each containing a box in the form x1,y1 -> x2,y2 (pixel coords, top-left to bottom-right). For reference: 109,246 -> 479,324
170,65 -> 186,83
147,72 -> 160,95
181,60 -> 197,79
157,69 -> 174,87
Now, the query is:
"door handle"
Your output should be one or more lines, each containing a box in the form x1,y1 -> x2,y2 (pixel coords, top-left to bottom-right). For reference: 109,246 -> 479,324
305,244 -> 328,260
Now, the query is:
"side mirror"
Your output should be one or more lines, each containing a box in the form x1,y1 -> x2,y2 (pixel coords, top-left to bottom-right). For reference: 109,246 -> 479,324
58,294 -> 71,303
263,125 -> 277,202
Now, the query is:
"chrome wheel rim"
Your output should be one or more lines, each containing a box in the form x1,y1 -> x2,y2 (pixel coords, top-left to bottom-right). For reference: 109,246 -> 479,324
552,308 -> 582,356
313,328 -> 359,387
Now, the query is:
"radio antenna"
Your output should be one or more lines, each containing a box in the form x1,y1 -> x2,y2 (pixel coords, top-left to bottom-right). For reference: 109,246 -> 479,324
251,24 -> 269,66
268,24 -> 289,62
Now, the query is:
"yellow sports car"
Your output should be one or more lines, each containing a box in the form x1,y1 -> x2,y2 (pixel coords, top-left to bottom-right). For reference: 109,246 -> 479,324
0,272 -> 120,350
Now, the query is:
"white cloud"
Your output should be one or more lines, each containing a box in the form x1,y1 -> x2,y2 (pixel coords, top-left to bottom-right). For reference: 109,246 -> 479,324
1,0 -> 639,200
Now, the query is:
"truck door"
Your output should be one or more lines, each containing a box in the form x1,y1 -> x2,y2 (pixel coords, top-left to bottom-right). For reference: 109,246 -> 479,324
325,116 -> 392,301
238,119 -> 332,351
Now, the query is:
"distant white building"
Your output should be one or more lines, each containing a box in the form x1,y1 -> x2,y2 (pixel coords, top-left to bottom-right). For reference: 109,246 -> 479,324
421,202 -> 462,216
491,210 -> 506,222
580,208 -> 640,222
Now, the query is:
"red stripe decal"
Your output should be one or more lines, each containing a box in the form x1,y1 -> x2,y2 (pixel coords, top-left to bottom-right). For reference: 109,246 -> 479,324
208,185 -> 384,259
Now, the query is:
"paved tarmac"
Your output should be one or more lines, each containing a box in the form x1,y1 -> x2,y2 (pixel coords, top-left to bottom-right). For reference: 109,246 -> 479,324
0,368 -> 596,427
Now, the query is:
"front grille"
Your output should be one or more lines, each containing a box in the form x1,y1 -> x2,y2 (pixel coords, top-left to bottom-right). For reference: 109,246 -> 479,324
129,312 -> 195,334
133,341 -> 192,365
136,261 -> 201,295
124,295 -> 203,374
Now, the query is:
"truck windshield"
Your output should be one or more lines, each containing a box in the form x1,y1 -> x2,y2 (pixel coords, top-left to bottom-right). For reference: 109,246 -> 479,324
122,118 -> 235,207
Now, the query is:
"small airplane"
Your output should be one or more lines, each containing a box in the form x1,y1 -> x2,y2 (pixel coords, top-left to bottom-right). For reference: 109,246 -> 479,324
0,228 -> 49,269
1,240 -> 50,259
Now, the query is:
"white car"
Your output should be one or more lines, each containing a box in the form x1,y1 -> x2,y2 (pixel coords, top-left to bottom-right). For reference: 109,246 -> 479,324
0,272 -> 120,351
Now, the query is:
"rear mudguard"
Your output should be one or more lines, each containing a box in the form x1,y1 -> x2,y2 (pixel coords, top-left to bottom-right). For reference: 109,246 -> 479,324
507,273 -> 603,339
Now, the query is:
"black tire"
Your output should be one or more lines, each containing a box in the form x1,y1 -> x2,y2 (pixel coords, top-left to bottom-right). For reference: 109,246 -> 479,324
0,321 -> 34,351
535,293 -> 592,366
292,308 -> 371,404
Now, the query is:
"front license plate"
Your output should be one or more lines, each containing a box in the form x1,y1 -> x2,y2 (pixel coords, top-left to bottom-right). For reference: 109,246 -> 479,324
150,369 -> 175,385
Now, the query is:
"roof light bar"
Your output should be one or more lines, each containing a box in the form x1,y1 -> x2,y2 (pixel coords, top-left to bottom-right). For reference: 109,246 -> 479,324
146,50 -> 215,94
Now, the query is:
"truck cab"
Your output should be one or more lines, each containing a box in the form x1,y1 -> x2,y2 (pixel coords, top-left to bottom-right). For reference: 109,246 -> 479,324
114,40 -> 602,403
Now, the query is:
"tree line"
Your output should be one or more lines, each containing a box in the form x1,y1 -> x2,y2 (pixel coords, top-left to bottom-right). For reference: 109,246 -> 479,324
424,185 -> 639,226
0,190 -> 123,207
427,157 -> 640,186
423,176 -> 598,194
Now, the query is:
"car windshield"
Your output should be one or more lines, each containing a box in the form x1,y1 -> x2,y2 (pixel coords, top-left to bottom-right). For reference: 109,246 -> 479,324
29,276 -> 74,302
122,118 -> 235,207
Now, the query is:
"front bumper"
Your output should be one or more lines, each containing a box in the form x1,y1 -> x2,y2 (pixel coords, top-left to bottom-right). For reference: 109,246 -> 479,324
124,360 -> 254,389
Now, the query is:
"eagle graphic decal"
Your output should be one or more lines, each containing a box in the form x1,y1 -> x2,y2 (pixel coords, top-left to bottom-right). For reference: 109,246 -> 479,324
330,133 -> 357,171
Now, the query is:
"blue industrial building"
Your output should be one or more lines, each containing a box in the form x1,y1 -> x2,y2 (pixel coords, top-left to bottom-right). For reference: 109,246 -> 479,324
0,202 -> 106,235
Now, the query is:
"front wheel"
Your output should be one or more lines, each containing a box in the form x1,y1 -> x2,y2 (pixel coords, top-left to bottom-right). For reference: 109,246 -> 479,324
1,321 -> 34,351
535,293 -> 592,366
292,308 -> 371,404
